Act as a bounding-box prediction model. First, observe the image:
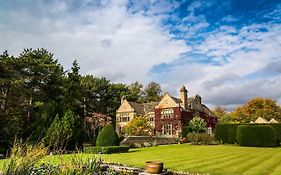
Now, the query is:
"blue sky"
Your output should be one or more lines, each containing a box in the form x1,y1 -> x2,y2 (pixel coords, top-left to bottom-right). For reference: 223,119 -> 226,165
0,0 -> 280,110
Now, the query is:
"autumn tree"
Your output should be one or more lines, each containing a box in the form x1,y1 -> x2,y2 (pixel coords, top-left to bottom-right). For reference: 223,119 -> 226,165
231,97 -> 281,123
213,106 -> 232,123
124,116 -> 153,136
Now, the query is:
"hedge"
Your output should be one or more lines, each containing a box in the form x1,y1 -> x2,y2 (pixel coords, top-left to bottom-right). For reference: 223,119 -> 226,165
237,125 -> 277,147
84,146 -> 130,154
270,124 -> 281,145
96,124 -> 119,146
215,124 -> 239,144
215,123 -> 281,145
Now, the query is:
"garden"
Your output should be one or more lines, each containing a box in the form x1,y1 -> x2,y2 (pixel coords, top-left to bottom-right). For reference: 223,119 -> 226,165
1,116 -> 281,174
1,144 -> 281,175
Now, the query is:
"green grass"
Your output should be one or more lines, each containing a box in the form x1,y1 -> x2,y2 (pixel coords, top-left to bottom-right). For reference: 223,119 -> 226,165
1,144 -> 281,175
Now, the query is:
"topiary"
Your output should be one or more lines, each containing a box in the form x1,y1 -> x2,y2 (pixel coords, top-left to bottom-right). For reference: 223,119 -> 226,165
96,125 -> 119,146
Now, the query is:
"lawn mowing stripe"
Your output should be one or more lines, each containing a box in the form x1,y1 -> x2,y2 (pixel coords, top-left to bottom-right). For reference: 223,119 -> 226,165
178,152 -> 249,171
199,148 -> 278,174
269,158 -> 281,175
176,147 -> 274,173
229,148 -> 280,174
104,147 -> 240,169
162,149 -> 241,167
167,151 -> 246,173
242,149 -> 281,175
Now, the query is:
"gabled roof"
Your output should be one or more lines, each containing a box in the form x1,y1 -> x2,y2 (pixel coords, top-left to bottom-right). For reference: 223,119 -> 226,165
155,93 -> 181,109
171,96 -> 182,104
202,104 -> 215,117
144,102 -> 159,113
128,101 -> 144,115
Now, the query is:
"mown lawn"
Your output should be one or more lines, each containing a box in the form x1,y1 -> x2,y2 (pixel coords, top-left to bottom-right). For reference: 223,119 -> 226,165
1,144 -> 281,175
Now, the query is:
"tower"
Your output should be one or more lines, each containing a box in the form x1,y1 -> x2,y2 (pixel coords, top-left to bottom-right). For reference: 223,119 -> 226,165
180,86 -> 188,109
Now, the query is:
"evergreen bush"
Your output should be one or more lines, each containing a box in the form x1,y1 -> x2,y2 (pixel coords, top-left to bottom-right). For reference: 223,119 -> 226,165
44,110 -> 82,150
96,125 -> 119,146
182,126 -> 190,138
237,125 -> 277,147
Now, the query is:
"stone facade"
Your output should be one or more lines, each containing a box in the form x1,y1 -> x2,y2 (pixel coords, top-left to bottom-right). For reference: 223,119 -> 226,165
116,86 -> 217,136
120,136 -> 177,147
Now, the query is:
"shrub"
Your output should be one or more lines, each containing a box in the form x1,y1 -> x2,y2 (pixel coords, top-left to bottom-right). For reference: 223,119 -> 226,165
237,125 -> 277,147
96,125 -> 119,146
188,116 -> 207,133
215,124 -> 239,144
123,116 -> 153,136
182,126 -> 190,138
187,133 -> 216,145
84,146 -> 130,154
44,110 -> 82,151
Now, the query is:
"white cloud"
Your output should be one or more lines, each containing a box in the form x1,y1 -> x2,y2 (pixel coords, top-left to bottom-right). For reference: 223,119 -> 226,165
152,22 -> 281,110
0,0 -> 280,110
0,0 -> 189,84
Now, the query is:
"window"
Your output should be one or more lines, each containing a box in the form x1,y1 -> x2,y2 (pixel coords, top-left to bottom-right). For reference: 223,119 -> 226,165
161,108 -> 174,119
162,124 -> 173,135
148,114 -> 154,122
119,113 -> 130,122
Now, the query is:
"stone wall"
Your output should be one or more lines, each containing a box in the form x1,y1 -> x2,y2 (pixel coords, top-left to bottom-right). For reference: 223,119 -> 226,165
121,136 -> 177,147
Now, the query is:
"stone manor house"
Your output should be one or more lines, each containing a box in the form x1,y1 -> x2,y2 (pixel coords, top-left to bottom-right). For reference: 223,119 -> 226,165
116,86 -> 217,136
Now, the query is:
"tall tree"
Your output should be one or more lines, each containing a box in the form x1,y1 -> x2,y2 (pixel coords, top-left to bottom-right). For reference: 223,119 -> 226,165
231,97 -> 281,123
1,49 -> 64,141
127,81 -> 143,102
81,75 -> 131,117
142,81 -> 162,102
64,60 -> 82,114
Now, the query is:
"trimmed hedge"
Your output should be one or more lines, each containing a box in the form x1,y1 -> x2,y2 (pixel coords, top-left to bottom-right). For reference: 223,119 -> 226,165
84,146 -> 130,154
215,123 -> 281,145
96,124 -> 119,146
237,125 -> 277,147
271,124 -> 281,145
215,124 -> 239,144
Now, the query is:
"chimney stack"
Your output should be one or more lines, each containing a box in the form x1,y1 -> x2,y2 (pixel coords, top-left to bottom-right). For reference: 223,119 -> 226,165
121,96 -> 125,104
180,86 -> 188,109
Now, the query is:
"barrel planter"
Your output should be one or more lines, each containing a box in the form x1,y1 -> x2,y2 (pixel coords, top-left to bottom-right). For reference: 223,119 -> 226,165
146,161 -> 163,174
